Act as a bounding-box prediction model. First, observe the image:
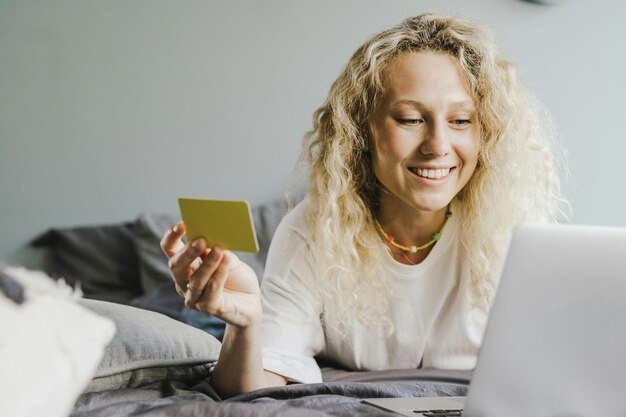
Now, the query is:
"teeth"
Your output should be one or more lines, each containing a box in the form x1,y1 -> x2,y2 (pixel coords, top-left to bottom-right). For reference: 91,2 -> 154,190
414,168 -> 451,179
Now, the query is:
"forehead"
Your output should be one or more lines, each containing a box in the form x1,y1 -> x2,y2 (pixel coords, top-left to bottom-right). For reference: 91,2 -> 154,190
381,51 -> 474,105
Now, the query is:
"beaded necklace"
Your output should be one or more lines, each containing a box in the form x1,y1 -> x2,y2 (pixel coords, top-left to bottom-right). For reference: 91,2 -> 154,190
375,207 -> 452,253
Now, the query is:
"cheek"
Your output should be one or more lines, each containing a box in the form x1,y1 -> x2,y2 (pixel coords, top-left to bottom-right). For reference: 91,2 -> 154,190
377,132 -> 414,166
372,135 -> 398,170
370,117 -> 407,160
459,147 -> 480,192
468,142 -> 480,167
464,128 -> 481,166
457,133 -> 481,179
385,137 -> 409,158
372,139 -> 404,185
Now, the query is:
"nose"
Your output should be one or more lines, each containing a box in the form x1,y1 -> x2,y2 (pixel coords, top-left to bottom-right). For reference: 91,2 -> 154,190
418,118 -> 451,157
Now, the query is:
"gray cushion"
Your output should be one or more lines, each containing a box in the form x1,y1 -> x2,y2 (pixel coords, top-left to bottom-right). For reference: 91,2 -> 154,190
132,212 -> 182,294
31,223 -> 141,304
79,299 -> 221,393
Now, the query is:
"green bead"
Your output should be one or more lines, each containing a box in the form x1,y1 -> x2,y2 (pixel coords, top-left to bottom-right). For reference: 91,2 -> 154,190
432,232 -> 441,240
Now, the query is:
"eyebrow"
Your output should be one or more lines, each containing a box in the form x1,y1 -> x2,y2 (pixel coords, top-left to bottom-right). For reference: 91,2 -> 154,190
392,99 -> 476,109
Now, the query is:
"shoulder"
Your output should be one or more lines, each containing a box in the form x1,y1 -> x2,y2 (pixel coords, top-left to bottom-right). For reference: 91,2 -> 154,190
272,198 -> 311,242
264,198 -> 315,275
262,198 -> 321,301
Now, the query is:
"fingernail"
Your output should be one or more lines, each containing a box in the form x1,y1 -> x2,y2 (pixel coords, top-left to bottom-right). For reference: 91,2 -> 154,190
172,225 -> 178,233
192,240 -> 202,250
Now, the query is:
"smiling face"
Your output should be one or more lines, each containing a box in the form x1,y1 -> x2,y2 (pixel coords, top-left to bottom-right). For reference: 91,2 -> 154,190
369,51 -> 480,216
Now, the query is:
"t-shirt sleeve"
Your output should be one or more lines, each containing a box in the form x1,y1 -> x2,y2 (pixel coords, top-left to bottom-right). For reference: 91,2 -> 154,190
260,211 -> 325,383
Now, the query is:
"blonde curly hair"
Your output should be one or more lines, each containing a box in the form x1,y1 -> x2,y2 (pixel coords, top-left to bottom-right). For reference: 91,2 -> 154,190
298,13 -> 565,334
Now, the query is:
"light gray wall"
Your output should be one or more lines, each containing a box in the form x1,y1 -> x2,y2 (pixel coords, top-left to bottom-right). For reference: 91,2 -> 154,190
2,0 -> 625,265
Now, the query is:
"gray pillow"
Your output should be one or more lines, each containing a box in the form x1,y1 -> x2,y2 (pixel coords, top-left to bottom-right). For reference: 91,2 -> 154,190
31,223 -> 141,304
79,299 -> 221,393
132,212 -> 182,294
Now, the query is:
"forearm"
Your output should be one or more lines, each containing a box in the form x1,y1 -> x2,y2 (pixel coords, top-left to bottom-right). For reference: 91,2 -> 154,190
210,322 -> 270,398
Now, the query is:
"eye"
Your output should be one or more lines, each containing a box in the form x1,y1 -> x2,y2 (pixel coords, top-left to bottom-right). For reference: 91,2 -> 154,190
396,118 -> 424,126
451,119 -> 472,127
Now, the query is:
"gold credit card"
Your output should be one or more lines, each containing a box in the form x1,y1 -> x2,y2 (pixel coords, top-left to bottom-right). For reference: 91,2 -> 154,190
178,198 -> 259,252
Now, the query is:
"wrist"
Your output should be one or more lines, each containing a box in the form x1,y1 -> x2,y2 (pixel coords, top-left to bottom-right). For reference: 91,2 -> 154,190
223,319 -> 262,346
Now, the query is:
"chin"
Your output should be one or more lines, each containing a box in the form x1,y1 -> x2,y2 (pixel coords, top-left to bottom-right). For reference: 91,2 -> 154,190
407,196 -> 454,213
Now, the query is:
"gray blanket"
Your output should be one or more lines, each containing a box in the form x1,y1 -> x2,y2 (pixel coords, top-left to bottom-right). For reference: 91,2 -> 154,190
72,369 -> 469,417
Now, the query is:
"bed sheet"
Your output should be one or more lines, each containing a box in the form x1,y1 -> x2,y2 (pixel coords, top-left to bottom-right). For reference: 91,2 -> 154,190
72,369 -> 470,417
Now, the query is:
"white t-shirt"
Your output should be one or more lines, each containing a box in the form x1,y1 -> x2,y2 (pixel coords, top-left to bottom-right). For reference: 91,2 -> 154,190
260,199 -> 488,383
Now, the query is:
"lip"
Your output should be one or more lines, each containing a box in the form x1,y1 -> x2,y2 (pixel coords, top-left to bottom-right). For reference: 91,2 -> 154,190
407,166 -> 456,186
411,165 -> 454,170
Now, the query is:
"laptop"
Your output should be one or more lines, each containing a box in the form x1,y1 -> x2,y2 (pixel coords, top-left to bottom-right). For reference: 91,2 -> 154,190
363,223 -> 626,417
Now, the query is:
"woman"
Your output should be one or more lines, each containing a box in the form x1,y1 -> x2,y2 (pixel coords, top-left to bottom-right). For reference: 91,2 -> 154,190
161,13 -> 563,398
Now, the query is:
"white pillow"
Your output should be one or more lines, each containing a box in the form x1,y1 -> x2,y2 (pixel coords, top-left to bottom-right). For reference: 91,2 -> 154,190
0,267 -> 115,417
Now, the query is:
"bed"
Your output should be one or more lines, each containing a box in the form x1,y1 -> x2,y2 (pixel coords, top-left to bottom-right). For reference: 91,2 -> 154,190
0,198 -> 469,417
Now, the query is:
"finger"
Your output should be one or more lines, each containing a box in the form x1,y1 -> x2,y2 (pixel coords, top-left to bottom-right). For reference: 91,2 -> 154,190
174,282 -> 186,297
172,248 -> 210,297
160,222 -> 186,258
173,253 -> 203,297
194,253 -> 231,314
185,247 -> 225,308
208,253 -> 231,295
187,254 -> 205,275
169,238 -> 207,290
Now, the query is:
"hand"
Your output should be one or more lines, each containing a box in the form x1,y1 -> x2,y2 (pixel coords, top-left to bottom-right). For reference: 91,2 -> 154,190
160,222 -> 262,328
